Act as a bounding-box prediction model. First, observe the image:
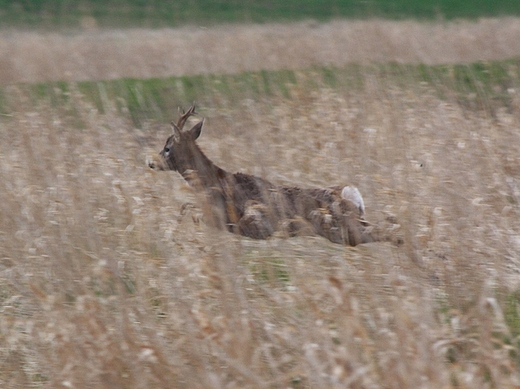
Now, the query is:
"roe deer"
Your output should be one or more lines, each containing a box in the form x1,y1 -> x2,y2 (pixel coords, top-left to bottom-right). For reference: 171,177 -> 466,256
149,105 -> 379,246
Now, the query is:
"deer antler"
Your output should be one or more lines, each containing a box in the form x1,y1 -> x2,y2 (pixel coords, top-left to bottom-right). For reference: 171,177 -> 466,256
171,105 -> 197,132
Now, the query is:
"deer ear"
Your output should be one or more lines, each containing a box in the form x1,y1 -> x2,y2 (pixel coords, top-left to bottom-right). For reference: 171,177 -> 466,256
189,119 -> 204,140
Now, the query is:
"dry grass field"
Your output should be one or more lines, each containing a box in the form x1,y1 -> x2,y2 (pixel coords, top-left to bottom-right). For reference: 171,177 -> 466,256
1,19 -> 520,389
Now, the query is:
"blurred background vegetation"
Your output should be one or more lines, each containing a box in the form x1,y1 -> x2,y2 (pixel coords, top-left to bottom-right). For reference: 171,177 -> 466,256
1,0 -> 520,29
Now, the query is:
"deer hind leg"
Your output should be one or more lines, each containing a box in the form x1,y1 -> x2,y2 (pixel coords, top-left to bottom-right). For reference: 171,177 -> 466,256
339,187 -> 380,245
344,214 -> 376,245
309,208 -> 345,244
337,197 -> 378,245
237,201 -> 274,239
309,201 -> 376,246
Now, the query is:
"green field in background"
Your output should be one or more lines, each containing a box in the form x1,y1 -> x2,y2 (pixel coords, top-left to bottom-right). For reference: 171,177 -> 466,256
2,59 -> 517,127
0,0 -> 519,29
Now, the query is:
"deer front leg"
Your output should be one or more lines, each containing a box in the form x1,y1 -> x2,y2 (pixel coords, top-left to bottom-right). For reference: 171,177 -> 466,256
237,201 -> 274,239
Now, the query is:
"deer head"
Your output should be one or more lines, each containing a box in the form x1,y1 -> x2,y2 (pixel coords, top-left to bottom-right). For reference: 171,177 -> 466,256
148,105 -> 205,172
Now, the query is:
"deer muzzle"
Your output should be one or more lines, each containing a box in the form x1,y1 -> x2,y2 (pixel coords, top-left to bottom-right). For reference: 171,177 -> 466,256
148,155 -> 168,171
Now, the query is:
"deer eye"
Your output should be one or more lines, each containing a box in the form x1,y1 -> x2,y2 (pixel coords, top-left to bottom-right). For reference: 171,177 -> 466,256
164,147 -> 171,154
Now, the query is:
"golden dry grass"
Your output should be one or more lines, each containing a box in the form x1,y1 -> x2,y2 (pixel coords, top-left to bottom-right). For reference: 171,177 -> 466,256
2,17 -> 520,83
1,18 -> 520,389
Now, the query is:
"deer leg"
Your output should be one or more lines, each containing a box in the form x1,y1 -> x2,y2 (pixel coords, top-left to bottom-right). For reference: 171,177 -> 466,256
279,217 -> 315,237
343,216 -> 375,246
309,209 -> 345,244
237,202 -> 274,239
309,202 -> 377,246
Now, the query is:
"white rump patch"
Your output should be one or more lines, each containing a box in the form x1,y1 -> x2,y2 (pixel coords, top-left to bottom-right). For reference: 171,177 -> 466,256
341,186 -> 365,216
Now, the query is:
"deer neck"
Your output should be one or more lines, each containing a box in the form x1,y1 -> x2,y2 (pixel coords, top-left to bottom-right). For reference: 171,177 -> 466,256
178,145 -> 228,191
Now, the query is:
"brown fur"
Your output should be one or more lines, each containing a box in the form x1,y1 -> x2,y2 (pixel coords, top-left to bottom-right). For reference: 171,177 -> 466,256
149,106 -> 377,246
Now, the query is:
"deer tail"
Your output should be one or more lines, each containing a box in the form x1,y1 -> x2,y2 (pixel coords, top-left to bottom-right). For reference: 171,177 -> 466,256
341,186 -> 365,217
